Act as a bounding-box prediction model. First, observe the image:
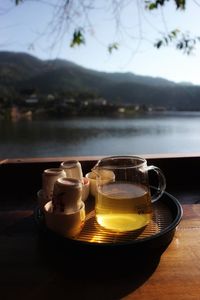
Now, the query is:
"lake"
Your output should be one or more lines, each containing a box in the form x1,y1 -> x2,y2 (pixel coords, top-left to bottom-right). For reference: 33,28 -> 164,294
1,112 -> 200,159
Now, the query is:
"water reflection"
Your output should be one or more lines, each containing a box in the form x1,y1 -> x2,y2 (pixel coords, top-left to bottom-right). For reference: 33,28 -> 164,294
1,113 -> 200,158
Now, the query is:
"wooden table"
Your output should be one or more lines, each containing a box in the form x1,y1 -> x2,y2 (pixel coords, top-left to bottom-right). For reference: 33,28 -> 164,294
0,204 -> 200,300
1,156 -> 200,300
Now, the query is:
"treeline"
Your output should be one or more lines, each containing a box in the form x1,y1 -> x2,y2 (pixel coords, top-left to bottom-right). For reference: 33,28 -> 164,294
0,89 -> 151,120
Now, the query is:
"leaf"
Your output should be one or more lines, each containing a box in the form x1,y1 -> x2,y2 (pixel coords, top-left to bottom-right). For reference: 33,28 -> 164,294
177,42 -> 183,49
171,29 -> 180,37
155,40 -> 163,48
70,29 -> 85,48
148,3 -> 158,10
164,37 -> 169,44
108,43 -> 119,54
15,0 -> 23,5
145,0 -> 167,10
145,0 -> 185,10
175,0 -> 185,9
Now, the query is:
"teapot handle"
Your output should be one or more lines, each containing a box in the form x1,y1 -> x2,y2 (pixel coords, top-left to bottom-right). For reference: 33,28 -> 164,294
147,165 -> 166,203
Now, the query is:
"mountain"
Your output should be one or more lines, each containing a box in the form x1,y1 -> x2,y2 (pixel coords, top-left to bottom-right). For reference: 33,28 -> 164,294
1,50 -> 200,110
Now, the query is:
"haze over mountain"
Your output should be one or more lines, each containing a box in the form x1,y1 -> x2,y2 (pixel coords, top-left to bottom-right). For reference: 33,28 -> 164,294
1,51 -> 200,110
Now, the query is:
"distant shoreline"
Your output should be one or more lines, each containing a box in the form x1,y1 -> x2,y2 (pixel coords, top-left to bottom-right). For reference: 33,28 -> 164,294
2,109 -> 200,122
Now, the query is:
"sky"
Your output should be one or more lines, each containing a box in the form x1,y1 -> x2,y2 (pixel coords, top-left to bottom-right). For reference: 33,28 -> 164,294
1,0 -> 200,85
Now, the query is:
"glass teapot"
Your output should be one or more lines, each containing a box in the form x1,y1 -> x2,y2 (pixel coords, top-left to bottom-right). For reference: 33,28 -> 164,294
92,155 -> 166,232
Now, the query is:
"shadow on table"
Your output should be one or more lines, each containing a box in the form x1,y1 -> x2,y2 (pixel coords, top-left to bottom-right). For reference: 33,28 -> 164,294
1,213 -> 171,300
37,230 -> 169,300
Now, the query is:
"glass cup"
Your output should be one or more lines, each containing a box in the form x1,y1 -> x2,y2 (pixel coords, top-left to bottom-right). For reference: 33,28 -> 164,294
60,160 -> 83,181
92,155 -> 166,233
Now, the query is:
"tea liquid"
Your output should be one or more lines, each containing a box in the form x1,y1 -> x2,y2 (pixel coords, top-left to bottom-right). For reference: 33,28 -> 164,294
95,182 -> 152,232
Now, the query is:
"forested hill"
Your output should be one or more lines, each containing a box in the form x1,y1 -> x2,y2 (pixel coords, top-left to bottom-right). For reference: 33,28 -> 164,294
0,51 -> 200,110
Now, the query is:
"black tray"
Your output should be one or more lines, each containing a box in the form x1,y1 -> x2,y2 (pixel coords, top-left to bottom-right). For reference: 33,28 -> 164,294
35,190 -> 183,257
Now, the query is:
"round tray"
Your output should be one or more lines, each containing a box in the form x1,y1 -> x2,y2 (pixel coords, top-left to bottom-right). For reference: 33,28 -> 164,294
35,190 -> 183,255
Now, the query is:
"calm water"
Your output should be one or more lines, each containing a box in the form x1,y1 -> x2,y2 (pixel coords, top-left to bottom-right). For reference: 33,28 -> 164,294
1,112 -> 200,159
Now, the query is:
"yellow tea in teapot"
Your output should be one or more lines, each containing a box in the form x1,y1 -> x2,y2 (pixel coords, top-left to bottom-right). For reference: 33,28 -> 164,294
95,182 -> 152,232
